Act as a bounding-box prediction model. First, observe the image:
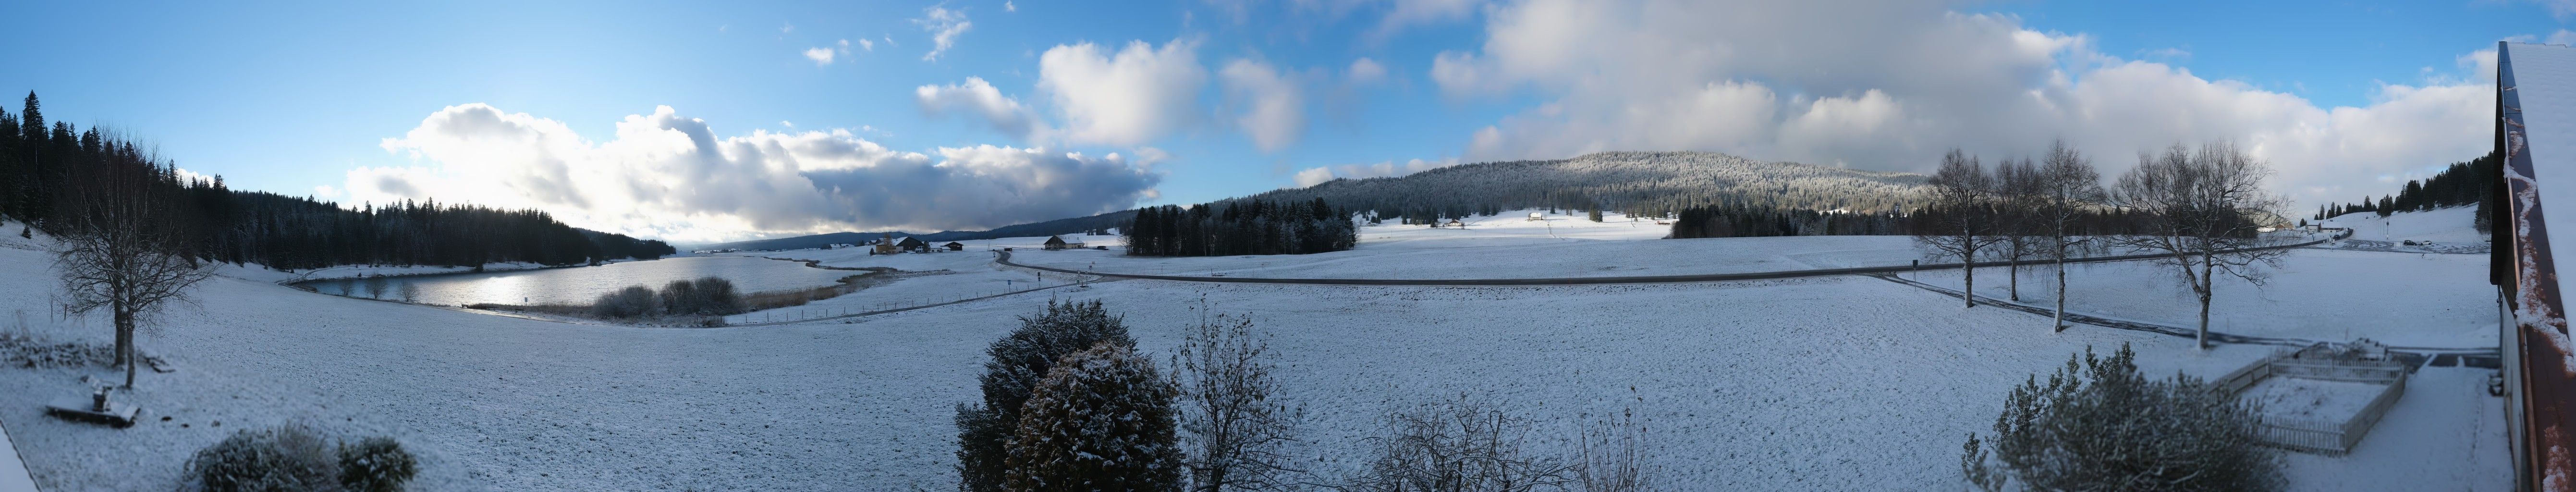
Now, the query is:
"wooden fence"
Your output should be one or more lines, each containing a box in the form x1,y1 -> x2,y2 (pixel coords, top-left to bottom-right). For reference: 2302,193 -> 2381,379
2219,344 -> 2412,455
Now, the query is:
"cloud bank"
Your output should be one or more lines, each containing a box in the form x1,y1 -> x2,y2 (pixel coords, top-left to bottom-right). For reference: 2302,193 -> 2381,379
1392,0 -> 2492,209
354,104 -> 1160,243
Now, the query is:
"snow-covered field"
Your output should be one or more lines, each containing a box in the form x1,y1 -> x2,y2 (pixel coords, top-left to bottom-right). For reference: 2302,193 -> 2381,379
0,214 -> 2510,491
1910,248 -> 2495,348
997,210 -> 1927,279
2318,207 -> 2487,244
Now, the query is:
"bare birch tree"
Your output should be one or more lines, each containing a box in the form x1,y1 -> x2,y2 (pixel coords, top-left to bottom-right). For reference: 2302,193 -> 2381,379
1992,157 -> 2045,302
1914,149 -> 2000,308
2106,142 -> 2287,349
2035,140 -> 2105,332
1171,308 -> 1301,492
52,148 -> 213,388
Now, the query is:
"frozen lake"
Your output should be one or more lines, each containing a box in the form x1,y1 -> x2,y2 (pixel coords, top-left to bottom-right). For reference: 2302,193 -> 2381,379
295,256 -> 857,306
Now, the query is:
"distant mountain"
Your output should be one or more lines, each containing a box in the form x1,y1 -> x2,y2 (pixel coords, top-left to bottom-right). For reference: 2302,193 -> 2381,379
697,151 -> 1926,251
1255,151 -> 1927,218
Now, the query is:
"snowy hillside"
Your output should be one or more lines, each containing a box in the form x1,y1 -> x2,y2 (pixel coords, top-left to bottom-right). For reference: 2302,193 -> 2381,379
1252,150 -> 1928,214
2317,207 -> 2486,243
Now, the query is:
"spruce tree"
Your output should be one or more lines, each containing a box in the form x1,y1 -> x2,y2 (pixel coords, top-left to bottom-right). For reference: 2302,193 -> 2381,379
1003,342 -> 1183,492
956,300 -> 1136,492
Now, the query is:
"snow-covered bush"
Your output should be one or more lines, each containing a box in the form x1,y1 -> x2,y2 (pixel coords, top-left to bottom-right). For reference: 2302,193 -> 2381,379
659,277 -> 745,316
186,426 -> 340,492
1004,342 -> 1183,492
956,299 -> 1137,492
1960,343 -> 2279,492
337,437 -> 418,492
0,333 -> 115,368
590,286 -> 662,319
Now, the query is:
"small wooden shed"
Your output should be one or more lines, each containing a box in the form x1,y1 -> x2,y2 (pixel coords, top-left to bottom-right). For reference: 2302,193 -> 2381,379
943,241 -> 966,251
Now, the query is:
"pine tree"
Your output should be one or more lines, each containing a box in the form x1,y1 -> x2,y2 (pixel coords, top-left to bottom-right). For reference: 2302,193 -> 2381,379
957,300 -> 1136,492
1003,342 -> 1183,492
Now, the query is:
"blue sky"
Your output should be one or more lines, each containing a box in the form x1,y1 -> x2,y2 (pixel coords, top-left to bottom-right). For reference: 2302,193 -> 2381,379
0,0 -> 2562,242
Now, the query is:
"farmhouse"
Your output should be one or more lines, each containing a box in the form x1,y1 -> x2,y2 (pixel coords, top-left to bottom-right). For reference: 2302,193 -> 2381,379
894,236 -> 928,253
1043,235 -> 1085,250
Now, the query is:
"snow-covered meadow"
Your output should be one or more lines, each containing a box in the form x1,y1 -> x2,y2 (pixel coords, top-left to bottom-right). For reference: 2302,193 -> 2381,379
0,211 -> 2510,491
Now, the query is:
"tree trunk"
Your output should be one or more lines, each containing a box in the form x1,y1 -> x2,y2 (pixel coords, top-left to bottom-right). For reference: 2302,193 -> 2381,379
2053,252 -> 2068,332
1962,252 -> 1977,308
114,308 -> 136,388
2196,251 -> 2216,350
2007,254 -> 2021,302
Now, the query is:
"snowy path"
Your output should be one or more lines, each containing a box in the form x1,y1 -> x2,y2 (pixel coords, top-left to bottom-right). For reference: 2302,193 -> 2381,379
1869,273 -> 2497,355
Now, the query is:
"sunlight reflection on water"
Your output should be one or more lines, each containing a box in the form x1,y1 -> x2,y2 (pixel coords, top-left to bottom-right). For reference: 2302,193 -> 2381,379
296,256 -> 852,306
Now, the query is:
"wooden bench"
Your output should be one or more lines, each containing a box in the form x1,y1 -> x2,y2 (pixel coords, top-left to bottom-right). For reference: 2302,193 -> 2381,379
45,394 -> 138,428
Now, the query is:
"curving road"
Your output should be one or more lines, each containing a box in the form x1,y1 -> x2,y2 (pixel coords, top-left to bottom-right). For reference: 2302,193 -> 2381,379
992,238 -> 2330,286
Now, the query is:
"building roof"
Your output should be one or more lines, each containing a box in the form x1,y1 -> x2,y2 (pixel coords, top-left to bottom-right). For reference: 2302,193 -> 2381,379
2512,42 -> 2576,303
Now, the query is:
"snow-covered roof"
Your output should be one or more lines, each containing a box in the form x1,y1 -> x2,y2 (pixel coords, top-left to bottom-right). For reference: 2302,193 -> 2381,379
2509,42 -> 2576,313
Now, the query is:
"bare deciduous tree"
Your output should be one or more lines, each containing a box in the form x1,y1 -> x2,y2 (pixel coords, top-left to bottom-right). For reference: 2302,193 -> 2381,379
52,149 -> 213,388
1992,157 -> 2045,302
1574,390 -> 1656,492
1343,395 -> 1573,492
2035,140 -> 2105,332
1914,149 -> 2002,308
2106,142 -> 2288,349
1172,307 -> 1302,492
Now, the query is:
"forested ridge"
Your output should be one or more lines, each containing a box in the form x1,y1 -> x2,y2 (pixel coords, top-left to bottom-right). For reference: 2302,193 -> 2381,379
1248,151 -> 1929,222
2311,151 -> 2499,232
0,92 -> 672,270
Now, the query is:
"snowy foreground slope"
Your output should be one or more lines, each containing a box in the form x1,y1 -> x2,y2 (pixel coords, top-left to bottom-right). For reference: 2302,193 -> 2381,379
0,216 -> 2510,491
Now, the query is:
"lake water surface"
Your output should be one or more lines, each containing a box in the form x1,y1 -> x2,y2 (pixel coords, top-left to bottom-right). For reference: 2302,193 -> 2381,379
297,256 -> 857,307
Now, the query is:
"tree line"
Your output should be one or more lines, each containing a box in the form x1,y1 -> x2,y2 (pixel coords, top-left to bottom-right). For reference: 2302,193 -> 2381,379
1665,204 -> 1908,238
2311,150 -> 2499,232
1122,198 -> 1358,257
1913,140 -> 2289,348
0,92 -> 673,271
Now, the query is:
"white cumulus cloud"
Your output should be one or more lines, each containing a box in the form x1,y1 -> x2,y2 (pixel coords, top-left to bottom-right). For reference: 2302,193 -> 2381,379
916,6 -> 972,61
915,76 -> 1050,141
1430,0 -> 2494,211
1347,57 -> 1389,85
1038,39 -> 1209,147
1221,59 -> 1307,151
359,104 -> 1160,243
